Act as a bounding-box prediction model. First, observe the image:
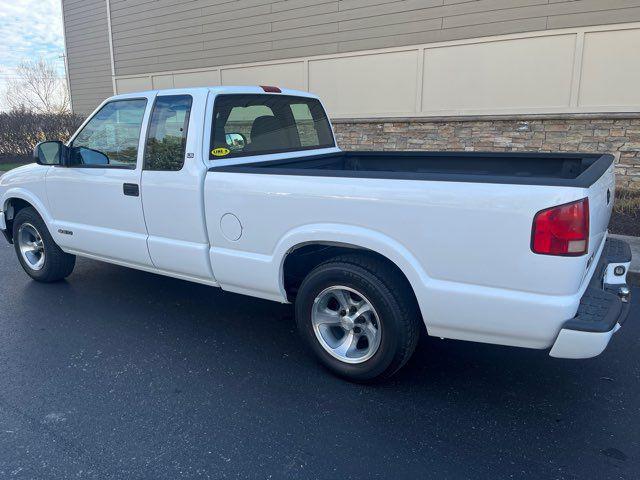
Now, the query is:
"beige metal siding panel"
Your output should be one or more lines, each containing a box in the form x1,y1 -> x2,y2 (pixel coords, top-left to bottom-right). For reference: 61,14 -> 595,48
336,0 -> 438,18
337,27 -> 443,52
422,34 -> 576,112
545,0 -> 640,14
274,18 -> 443,50
115,42 -> 340,76
110,23 -> 640,117
152,74 -> 175,89
64,0 -> 640,105
338,3 -> 444,32
110,0 -> 203,15
114,16 -> 205,42
200,0 -> 274,17
271,0 -> 335,12
221,62 -> 305,89
548,6 -> 640,28
62,0 -> 113,114
339,16 -> 547,51
67,76 -> 111,87
443,4 -> 553,28
440,16 -> 549,41
65,28 -> 114,42
173,70 -> 219,88
338,0 -> 404,11
116,31 -> 208,56
110,1 -> 204,21
115,41 -> 205,62
64,2 -> 109,17
63,15 -> 109,31
110,7 -> 204,33
579,28 -> 640,107
72,92 -> 114,113
64,18 -> 113,37
203,23 -> 274,44
201,5 -> 273,34
203,23 -> 338,50
69,79 -> 115,89
116,56 -> 161,70
309,50 -> 419,115
115,76 -> 152,93
69,87 -> 114,97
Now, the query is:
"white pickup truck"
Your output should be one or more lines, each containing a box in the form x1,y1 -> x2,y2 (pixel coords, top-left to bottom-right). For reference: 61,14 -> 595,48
0,86 -> 632,381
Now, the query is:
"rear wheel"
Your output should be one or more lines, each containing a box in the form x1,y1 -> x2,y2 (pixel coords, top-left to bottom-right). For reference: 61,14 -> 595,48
12,207 -> 75,282
295,254 -> 421,382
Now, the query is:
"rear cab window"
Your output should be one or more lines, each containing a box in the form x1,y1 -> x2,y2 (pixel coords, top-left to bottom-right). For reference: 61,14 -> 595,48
209,94 -> 334,160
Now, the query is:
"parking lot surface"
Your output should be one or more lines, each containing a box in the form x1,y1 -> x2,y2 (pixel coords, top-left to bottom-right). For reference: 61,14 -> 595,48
0,242 -> 638,479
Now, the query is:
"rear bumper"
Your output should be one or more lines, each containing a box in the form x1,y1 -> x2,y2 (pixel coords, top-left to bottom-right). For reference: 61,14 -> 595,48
550,237 -> 632,359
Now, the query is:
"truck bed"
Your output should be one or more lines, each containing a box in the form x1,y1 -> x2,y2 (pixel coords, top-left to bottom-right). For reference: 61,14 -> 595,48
210,151 -> 613,188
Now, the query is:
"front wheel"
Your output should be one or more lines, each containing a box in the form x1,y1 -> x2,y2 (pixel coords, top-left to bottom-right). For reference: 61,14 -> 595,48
12,207 -> 75,282
295,254 -> 421,382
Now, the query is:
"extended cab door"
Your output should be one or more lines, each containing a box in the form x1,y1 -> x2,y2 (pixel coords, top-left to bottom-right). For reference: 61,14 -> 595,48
45,96 -> 153,267
139,89 -> 215,282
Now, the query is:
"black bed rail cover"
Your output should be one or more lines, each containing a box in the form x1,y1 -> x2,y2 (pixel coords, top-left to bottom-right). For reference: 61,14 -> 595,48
208,151 -> 613,188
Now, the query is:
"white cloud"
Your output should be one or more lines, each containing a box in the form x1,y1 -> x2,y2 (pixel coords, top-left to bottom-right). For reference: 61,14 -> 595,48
0,0 -> 66,110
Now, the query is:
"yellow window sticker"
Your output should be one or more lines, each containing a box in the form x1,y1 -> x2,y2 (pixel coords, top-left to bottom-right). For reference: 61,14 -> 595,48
211,147 -> 230,157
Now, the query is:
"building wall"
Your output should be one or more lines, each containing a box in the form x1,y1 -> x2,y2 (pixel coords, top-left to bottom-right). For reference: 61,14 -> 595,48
334,117 -> 640,188
61,0 -> 114,114
114,22 -> 640,120
107,0 -> 640,76
62,1 -> 640,187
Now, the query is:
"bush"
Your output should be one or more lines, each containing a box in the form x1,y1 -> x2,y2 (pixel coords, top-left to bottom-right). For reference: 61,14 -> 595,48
0,109 -> 83,163
614,188 -> 640,216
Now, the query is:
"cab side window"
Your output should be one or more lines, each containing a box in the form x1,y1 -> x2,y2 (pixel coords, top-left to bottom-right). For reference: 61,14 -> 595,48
144,95 -> 193,171
70,99 -> 147,168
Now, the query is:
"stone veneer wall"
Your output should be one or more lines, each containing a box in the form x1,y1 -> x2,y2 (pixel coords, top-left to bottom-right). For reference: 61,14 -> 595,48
332,117 -> 640,189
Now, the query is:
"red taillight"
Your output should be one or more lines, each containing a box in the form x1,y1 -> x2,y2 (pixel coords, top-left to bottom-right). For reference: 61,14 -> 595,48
260,85 -> 281,93
531,198 -> 589,256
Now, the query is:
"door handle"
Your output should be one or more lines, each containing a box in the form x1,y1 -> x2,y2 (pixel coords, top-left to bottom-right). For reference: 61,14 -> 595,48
123,183 -> 139,197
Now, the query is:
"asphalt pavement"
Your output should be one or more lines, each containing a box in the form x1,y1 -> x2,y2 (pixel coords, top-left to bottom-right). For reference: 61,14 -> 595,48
0,241 -> 638,479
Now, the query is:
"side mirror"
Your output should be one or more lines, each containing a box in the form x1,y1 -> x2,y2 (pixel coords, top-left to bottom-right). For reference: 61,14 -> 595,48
225,133 -> 246,151
33,141 -> 64,166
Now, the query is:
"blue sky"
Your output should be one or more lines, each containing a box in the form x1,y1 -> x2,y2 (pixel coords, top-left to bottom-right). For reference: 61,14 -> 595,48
0,0 -> 66,110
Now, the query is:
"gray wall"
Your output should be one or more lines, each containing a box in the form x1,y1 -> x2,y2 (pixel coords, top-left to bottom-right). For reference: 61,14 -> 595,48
108,0 -> 640,76
63,0 -> 640,112
62,0 -> 114,114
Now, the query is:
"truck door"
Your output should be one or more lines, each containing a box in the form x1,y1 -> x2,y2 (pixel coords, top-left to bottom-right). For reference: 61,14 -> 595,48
140,90 -> 215,283
45,96 -> 153,267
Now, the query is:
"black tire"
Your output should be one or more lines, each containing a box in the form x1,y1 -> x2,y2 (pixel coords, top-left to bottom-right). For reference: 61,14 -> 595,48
12,207 -> 75,282
295,253 -> 421,382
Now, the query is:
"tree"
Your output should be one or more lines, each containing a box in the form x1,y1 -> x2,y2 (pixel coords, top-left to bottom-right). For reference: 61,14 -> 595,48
4,58 -> 70,114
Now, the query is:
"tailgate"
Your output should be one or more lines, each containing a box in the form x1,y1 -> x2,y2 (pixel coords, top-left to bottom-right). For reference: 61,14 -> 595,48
586,160 -> 615,257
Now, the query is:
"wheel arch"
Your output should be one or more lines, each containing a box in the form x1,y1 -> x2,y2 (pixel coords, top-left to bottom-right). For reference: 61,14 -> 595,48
2,190 -> 52,243
276,224 -> 429,317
